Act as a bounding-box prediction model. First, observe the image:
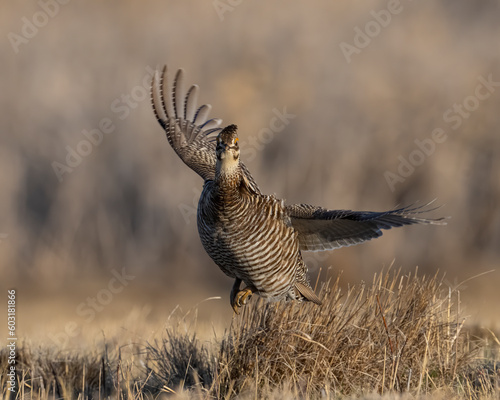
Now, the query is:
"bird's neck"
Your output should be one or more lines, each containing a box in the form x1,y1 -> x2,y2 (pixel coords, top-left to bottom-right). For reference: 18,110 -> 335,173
215,159 -> 243,200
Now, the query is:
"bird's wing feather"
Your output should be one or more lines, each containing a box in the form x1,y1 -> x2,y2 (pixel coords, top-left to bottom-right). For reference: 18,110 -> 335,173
151,66 -> 261,194
286,203 -> 446,252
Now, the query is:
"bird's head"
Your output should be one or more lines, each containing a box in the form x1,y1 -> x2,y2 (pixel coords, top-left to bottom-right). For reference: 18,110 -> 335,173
216,124 -> 240,167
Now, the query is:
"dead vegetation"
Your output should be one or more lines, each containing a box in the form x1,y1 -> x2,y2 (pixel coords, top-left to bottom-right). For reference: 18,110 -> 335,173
1,269 -> 499,399
212,269 -> 498,398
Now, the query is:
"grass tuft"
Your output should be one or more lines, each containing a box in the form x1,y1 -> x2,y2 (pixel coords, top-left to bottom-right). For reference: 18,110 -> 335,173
213,268 -> 484,397
145,330 -> 214,394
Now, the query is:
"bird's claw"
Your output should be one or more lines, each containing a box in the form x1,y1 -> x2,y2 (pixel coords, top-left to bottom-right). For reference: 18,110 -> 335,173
231,288 -> 253,314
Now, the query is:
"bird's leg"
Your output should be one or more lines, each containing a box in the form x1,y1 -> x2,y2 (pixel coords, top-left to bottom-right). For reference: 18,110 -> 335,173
230,278 -> 242,312
231,285 -> 255,314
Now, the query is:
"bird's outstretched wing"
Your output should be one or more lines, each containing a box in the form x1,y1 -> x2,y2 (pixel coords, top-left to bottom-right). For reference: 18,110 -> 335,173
286,203 -> 446,252
151,66 -> 261,193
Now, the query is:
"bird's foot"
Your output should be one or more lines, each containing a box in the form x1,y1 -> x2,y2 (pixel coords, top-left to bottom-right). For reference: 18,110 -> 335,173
231,287 -> 254,314
230,278 -> 242,311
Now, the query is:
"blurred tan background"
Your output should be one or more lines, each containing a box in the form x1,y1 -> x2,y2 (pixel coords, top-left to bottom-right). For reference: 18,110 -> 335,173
1,1 -> 499,342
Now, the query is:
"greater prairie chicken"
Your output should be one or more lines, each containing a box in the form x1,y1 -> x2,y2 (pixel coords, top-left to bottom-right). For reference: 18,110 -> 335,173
150,66 -> 444,313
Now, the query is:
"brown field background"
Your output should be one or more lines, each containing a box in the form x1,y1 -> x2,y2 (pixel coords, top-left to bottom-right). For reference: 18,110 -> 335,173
0,1 -> 499,346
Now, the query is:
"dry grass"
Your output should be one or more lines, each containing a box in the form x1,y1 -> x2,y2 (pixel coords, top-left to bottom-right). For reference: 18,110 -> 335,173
2,269 -> 498,399
212,269 -> 498,398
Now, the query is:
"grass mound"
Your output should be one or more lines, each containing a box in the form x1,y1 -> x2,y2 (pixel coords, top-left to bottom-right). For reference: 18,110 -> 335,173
213,269 -> 478,397
149,269 -> 498,398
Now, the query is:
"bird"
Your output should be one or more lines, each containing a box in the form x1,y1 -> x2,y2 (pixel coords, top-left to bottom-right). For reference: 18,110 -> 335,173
150,66 -> 445,314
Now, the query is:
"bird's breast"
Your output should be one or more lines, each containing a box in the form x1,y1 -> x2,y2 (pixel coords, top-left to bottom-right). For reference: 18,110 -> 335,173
197,186 -> 300,292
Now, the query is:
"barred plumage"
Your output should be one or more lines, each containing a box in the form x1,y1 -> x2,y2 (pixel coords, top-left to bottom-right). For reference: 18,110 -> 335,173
151,66 -> 445,313
197,133 -> 317,307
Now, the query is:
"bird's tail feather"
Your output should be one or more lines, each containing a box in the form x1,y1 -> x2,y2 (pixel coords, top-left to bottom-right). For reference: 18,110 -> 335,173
295,281 -> 322,305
